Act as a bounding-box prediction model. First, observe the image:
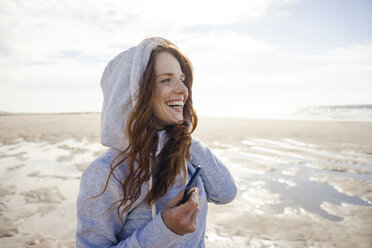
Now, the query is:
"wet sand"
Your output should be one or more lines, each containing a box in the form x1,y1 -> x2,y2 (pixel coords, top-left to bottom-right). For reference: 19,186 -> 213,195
0,114 -> 371,247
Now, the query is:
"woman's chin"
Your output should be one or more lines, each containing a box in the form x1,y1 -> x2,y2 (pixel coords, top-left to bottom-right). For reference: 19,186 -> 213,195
154,118 -> 184,129
167,119 -> 185,127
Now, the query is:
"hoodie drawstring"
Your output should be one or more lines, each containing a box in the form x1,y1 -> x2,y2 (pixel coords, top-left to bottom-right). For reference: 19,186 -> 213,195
148,173 -> 157,219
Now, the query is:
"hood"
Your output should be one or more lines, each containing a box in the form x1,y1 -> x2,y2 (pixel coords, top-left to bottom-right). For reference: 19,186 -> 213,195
100,37 -> 168,151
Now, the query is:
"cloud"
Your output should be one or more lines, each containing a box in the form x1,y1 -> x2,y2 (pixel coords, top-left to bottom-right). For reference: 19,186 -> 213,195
176,30 -> 277,73
0,0 -> 298,65
304,44 -> 372,67
2,0 -> 371,113
191,43 -> 372,107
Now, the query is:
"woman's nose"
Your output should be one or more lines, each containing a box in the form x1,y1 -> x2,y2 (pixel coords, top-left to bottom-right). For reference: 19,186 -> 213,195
174,79 -> 188,94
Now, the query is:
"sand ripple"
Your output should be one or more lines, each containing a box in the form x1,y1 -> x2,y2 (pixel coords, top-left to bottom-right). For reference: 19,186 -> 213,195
206,137 -> 372,247
0,128 -> 371,247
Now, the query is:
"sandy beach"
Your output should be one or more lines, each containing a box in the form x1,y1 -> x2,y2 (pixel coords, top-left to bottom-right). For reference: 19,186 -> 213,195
0,113 -> 371,247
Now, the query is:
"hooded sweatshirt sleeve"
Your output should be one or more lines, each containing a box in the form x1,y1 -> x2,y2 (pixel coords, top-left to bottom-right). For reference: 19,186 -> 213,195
76,154 -> 181,248
189,137 -> 237,204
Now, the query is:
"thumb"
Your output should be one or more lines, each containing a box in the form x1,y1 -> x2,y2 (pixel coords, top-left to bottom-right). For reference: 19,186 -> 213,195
166,189 -> 185,208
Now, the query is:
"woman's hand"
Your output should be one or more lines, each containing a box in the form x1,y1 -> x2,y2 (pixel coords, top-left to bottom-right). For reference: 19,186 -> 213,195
161,187 -> 200,235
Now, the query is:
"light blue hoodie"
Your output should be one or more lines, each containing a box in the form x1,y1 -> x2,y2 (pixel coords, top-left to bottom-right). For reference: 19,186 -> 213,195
76,37 -> 237,248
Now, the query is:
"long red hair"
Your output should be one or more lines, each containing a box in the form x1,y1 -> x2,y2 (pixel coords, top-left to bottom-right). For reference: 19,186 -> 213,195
97,40 -> 198,221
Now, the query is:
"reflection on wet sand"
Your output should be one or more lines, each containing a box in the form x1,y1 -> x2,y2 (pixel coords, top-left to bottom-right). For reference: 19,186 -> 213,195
0,114 -> 371,247
206,138 -> 372,247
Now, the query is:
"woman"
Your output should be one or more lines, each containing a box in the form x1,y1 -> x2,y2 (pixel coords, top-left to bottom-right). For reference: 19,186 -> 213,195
76,37 -> 237,247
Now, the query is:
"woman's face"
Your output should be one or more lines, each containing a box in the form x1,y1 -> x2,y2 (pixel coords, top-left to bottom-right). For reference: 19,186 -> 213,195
153,52 -> 189,129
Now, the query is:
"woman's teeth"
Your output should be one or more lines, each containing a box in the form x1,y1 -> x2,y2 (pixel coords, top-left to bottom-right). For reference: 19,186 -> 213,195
166,101 -> 183,109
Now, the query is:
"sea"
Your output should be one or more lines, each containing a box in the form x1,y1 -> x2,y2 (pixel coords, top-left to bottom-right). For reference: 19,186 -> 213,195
196,104 -> 372,122
1,104 -> 372,122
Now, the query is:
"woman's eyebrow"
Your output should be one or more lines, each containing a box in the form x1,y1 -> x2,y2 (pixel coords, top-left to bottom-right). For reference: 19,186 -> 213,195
156,73 -> 173,77
156,73 -> 185,78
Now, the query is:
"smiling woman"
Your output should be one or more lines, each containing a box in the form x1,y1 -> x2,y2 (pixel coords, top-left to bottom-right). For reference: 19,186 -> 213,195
75,37 -> 237,248
153,51 -> 189,128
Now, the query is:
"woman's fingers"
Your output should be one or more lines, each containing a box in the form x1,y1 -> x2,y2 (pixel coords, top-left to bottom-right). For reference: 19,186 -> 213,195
183,190 -> 200,231
189,205 -> 200,229
181,188 -> 199,218
161,187 -> 200,235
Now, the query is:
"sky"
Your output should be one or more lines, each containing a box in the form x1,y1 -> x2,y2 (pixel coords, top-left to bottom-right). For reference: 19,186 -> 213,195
0,0 -> 371,114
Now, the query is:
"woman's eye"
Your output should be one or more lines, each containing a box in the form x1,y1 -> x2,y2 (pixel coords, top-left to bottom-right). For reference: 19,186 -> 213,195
161,78 -> 171,83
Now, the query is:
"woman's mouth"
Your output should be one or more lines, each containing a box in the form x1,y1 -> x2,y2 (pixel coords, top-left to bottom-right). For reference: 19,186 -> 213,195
165,100 -> 184,112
